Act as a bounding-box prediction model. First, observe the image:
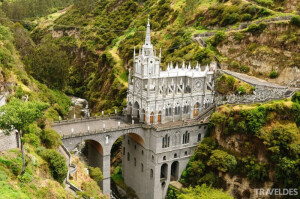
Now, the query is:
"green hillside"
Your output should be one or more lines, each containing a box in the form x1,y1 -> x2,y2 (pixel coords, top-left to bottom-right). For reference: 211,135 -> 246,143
10,0 -> 296,114
0,0 -> 299,198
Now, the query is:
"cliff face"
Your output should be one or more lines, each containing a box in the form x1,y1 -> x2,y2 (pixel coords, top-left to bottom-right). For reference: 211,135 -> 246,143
217,22 -> 300,86
209,98 -> 300,198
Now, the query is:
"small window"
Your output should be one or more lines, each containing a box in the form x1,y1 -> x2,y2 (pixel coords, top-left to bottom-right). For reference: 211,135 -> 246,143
128,139 -> 130,145
123,147 -> 125,155
142,150 -> 144,155
198,133 -> 202,142
174,153 -> 177,158
199,126 -> 202,129
134,145 -> 137,150
184,151 -> 188,156
150,169 -> 153,178
204,126 -> 207,129
141,163 -> 144,172
150,61 -> 153,63
127,152 -> 130,161
163,156 -> 166,160
152,155 -> 154,161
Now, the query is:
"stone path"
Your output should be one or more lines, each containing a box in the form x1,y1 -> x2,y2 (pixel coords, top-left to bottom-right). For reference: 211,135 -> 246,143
221,70 -> 287,88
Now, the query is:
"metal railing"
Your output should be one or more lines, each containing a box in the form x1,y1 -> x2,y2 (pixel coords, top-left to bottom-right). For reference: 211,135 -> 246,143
60,145 -> 87,197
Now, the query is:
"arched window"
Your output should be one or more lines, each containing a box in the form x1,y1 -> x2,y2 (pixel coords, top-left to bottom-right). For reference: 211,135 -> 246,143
198,133 -> 202,142
174,105 -> 180,115
163,156 -> 166,160
162,134 -> 170,148
183,104 -> 190,114
165,105 -> 172,116
174,153 -> 177,158
182,131 -> 190,144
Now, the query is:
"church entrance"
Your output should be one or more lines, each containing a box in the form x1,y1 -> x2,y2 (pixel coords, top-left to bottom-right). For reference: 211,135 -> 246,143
158,111 -> 161,123
150,112 -> 154,124
193,102 -> 200,117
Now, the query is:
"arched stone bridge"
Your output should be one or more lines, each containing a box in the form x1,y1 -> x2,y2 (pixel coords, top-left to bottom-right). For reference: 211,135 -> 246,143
52,114 -> 211,198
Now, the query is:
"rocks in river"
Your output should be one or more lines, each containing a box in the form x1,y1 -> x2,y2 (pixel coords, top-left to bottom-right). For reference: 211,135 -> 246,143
71,97 -> 88,108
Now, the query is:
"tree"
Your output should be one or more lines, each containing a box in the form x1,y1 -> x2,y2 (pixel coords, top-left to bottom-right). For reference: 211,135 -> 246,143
207,150 -> 237,172
0,98 -> 48,175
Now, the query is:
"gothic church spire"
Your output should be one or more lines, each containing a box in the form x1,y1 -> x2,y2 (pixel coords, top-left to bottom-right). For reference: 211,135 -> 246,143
145,15 -> 151,46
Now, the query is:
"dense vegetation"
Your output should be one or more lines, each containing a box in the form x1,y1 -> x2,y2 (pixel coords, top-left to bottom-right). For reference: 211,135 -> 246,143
0,0 -> 73,20
177,93 -> 300,198
23,0 -> 298,113
215,74 -> 255,95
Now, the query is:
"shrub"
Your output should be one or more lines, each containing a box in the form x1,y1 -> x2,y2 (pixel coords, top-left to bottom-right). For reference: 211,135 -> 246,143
241,13 -> 251,21
207,150 -> 237,172
237,86 -> 246,94
40,149 -> 67,183
178,184 -> 233,199
23,133 -> 40,147
290,16 -> 300,27
221,13 -> 240,26
246,23 -> 267,34
211,31 -> 226,46
42,129 -> 62,149
89,166 -> 103,183
269,70 -> 278,78
291,91 -> 300,104
231,60 -> 240,69
240,65 -> 250,73
247,163 -> 269,182
226,76 -> 235,89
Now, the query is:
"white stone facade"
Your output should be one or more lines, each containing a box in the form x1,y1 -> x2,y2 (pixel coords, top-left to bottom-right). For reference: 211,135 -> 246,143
127,19 -> 216,125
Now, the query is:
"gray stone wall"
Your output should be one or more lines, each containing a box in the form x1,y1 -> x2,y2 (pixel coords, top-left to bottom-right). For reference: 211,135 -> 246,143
0,131 -> 19,152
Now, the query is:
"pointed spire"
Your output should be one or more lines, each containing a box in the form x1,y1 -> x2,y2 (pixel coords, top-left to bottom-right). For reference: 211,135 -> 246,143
145,15 -> 151,45
170,61 -> 173,69
182,60 -> 185,69
175,62 -> 178,69
188,62 -> 191,70
196,61 -> 199,69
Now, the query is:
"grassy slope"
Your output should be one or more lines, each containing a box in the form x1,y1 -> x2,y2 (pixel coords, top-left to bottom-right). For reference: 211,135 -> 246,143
0,16 -> 94,199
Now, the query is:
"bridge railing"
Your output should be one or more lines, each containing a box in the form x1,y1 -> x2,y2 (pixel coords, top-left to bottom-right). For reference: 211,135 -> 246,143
62,124 -> 143,138
53,114 -> 120,125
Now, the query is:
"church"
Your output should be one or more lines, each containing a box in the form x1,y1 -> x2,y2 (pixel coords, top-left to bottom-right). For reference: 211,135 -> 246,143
127,18 -> 216,125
